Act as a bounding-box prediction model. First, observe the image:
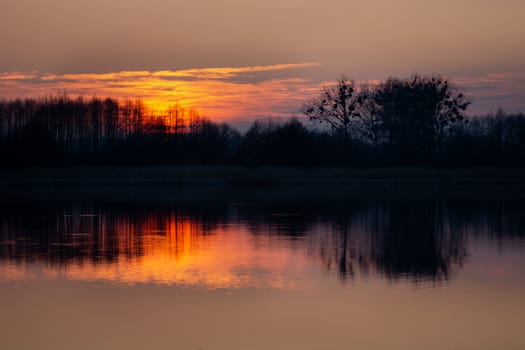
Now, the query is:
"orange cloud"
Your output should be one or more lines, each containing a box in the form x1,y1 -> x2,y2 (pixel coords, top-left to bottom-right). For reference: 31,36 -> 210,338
0,63 -> 321,122
40,63 -> 320,82
0,72 -> 36,80
1,66 -> 524,122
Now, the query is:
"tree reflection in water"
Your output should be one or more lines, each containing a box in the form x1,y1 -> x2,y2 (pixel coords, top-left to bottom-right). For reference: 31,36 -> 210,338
0,199 -> 523,286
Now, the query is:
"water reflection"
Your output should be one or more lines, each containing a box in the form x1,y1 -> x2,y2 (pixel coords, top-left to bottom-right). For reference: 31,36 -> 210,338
1,199 -> 523,288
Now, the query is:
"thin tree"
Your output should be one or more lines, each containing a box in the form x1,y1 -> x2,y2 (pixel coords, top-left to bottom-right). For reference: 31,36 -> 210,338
303,77 -> 360,139
354,85 -> 384,155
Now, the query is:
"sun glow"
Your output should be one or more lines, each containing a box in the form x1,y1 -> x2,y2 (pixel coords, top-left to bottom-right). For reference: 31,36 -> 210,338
0,63 -> 321,122
2,64 -> 524,121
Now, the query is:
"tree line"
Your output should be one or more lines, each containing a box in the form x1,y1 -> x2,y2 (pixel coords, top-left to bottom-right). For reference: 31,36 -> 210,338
0,94 -> 240,166
1,74 -> 524,167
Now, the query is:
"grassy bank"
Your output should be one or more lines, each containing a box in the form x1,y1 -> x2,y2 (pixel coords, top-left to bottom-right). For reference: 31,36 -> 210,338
1,165 -> 525,187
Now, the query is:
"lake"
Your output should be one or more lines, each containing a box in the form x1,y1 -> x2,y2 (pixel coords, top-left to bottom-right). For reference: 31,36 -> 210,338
1,191 -> 524,349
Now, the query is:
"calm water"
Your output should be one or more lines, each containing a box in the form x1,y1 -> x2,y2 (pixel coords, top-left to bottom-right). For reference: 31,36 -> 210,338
1,195 -> 525,349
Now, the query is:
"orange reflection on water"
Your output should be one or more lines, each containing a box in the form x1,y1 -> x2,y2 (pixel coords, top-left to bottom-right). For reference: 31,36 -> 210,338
0,215 -> 312,289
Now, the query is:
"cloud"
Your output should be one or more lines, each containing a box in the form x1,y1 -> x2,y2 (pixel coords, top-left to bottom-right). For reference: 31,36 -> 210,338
456,71 -> 525,114
0,63 -> 322,122
1,65 -> 524,123
151,62 -> 321,80
41,71 -> 152,81
0,72 -> 37,80
40,63 -> 320,82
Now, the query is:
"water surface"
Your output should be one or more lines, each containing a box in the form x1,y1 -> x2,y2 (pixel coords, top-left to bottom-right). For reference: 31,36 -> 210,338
1,196 -> 524,349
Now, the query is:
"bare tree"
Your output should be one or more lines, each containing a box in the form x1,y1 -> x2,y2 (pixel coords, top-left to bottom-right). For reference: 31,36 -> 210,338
303,77 -> 361,138
354,85 -> 384,150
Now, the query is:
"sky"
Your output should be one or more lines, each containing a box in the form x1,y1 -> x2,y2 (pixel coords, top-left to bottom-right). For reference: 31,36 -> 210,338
1,0 -> 524,124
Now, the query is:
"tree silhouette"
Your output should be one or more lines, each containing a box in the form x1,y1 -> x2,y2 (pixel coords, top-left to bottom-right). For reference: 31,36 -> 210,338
303,77 -> 364,138
353,85 -> 384,159
303,77 -> 369,164
2,74 -> 525,168
374,75 -> 470,164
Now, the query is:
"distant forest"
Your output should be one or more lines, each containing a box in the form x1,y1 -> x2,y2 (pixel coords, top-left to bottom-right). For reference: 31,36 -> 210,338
1,74 -> 524,167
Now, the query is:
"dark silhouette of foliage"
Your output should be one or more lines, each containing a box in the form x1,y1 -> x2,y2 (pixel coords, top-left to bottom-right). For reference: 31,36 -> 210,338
303,77 -> 362,139
239,118 -> 313,166
0,73 -> 524,168
374,75 -> 470,165
302,77 -> 365,164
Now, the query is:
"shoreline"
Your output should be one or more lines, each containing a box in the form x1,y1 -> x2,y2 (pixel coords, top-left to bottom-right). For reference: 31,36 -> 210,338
1,165 -> 525,185
1,166 -> 525,201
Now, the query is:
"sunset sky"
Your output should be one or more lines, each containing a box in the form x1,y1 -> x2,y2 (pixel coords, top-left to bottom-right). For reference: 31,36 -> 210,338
1,0 -> 524,124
